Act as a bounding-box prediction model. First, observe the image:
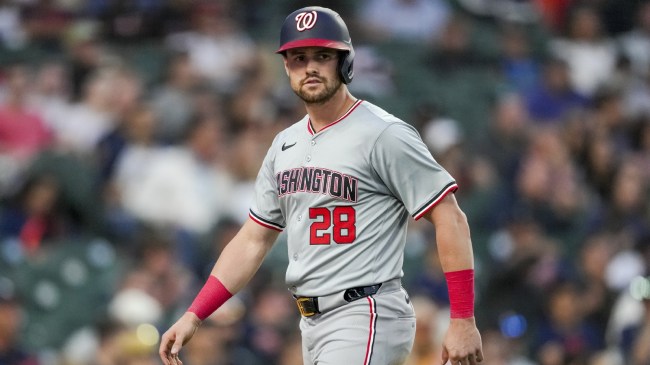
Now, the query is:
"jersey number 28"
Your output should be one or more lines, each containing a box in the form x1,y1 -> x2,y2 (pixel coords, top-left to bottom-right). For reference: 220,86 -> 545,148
309,206 -> 356,245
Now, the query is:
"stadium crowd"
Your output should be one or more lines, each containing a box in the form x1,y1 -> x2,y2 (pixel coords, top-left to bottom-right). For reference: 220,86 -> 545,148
0,0 -> 649,364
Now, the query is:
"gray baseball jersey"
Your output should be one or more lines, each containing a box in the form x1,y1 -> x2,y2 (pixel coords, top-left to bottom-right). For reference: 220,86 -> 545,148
249,100 -> 457,296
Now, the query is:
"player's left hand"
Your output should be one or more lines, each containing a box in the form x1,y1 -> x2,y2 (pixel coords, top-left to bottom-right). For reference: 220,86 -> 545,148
441,317 -> 483,365
159,312 -> 202,365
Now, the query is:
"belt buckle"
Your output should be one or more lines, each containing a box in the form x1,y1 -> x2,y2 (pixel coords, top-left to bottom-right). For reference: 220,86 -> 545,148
296,297 -> 319,317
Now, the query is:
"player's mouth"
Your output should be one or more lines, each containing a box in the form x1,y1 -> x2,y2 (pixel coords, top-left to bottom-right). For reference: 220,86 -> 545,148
303,77 -> 323,85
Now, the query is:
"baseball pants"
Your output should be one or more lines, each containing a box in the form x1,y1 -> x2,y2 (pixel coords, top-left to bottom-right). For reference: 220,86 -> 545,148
300,282 -> 416,365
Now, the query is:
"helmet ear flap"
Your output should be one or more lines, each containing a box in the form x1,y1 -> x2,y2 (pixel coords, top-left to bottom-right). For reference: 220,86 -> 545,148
338,48 -> 354,84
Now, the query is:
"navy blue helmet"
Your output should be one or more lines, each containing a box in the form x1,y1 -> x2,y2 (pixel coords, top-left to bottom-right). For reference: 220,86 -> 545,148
277,6 -> 355,84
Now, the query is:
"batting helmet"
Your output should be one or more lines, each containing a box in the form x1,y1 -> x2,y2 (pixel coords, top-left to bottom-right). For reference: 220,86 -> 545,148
277,6 -> 355,84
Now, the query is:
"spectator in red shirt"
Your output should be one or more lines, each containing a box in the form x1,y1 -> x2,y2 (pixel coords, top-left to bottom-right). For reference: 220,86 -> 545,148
0,62 -> 51,160
0,62 -> 52,195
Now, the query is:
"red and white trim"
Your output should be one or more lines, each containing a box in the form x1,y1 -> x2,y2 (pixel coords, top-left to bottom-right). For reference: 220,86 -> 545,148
363,296 -> 377,365
413,182 -> 459,220
307,99 -> 363,135
249,210 -> 284,232
276,38 -> 351,53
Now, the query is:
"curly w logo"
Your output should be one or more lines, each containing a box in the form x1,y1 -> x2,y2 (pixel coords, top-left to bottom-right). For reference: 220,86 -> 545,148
295,11 -> 318,32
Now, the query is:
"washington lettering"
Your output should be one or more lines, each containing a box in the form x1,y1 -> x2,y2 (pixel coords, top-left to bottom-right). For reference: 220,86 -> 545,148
276,167 -> 358,202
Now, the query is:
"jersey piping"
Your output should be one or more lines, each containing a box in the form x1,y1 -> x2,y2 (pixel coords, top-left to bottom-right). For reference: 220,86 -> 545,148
249,209 -> 285,231
307,99 -> 363,135
412,182 -> 459,220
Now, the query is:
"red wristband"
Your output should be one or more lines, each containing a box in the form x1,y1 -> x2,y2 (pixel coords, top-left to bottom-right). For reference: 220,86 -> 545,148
187,275 -> 233,321
445,269 -> 475,319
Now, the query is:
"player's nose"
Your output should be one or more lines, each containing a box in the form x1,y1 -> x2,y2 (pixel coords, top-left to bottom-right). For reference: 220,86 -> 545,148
305,58 -> 321,74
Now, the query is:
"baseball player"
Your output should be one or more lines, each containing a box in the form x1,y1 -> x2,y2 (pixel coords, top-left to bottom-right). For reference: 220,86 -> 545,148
160,6 -> 483,365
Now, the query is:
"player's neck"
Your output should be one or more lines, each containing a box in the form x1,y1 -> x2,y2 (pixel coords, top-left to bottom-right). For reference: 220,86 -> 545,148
306,89 -> 357,133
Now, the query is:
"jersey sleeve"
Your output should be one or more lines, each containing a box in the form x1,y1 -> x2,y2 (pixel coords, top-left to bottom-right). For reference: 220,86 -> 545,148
249,139 -> 286,231
369,122 -> 458,220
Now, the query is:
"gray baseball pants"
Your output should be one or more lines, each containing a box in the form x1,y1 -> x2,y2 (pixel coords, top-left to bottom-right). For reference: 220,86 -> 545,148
300,280 -> 416,365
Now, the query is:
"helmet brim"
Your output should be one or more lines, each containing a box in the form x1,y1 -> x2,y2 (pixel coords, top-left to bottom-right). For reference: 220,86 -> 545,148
276,38 -> 351,54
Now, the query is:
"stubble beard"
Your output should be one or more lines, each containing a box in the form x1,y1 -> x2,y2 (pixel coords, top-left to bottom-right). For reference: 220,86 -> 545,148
294,76 -> 342,105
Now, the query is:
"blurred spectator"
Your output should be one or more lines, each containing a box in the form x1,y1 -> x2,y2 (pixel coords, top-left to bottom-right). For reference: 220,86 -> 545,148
183,296 -> 265,365
513,127 -> 588,245
0,62 -> 52,159
560,109 -> 589,163
428,14 -> 486,72
618,1 -> 650,78
627,92 -> 650,136
29,60 -> 72,130
581,130 -> 617,202
97,103 -> 157,240
0,173 -> 68,255
22,0 -> 74,52
619,59 -> 650,120
0,289 -> 39,365
243,287 -> 298,364
105,327 -> 159,365
480,93 -> 530,215
63,19 -> 106,101
110,67 -> 144,122
346,45 -> 396,98
586,158 -> 649,244
277,333 -> 302,365
61,320 -> 131,365
632,115 -> 650,163
79,67 -> 143,214
0,62 -> 52,195
166,1 -> 256,93
499,23 -> 540,94
86,0 -> 166,43
93,67 -> 146,191
480,328 -> 535,365
189,83 -> 225,124
577,234 -> 618,343
535,0 -> 571,33
63,317 -> 161,365
226,126 -> 275,223
525,57 -> 588,124
228,56 -> 278,130
357,0 -> 451,44
150,52 -> 199,143
97,102 -> 157,190
404,295 -> 443,365
480,216 -> 549,329
409,243 -> 449,307
590,86 -> 630,153
533,281 -> 606,364
115,113 -> 235,235
108,287 -> 163,329
0,1 -> 26,50
549,5 -> 618,97
89,321 -> 128,365
422,115 -> 463,158
49,68 -> 115,157
119,227 -> 194,318
626,292 -> 650,365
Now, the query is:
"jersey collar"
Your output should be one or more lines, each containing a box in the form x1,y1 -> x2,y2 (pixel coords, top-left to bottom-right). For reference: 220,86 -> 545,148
307,99 -> 363,135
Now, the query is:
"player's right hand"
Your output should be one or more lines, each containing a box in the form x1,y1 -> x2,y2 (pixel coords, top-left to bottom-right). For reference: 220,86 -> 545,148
159,312 -> 202,365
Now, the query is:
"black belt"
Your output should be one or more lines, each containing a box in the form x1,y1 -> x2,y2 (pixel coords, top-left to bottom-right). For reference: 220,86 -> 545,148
295,283 -> 383,317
